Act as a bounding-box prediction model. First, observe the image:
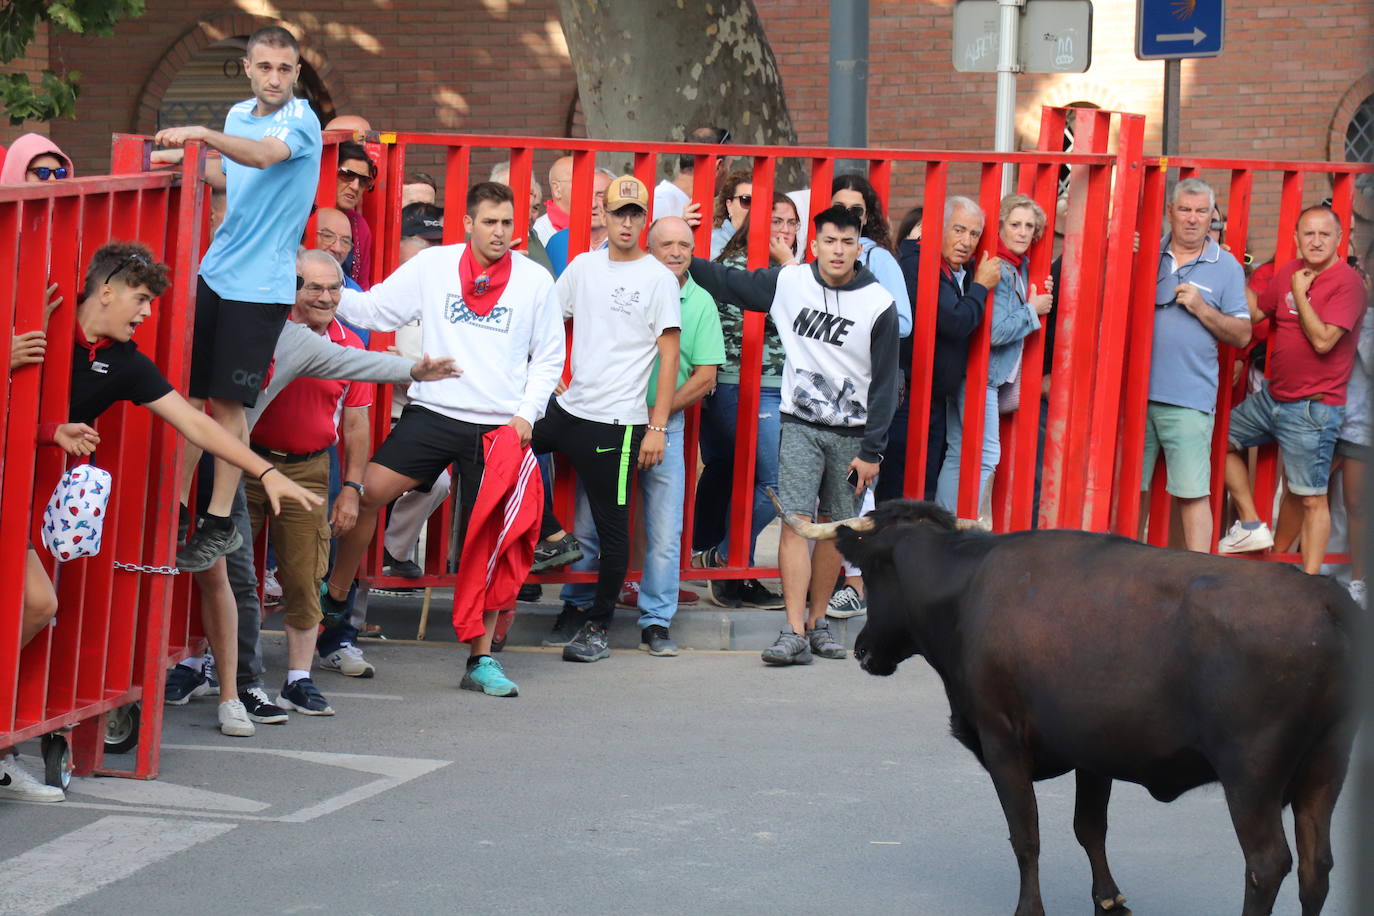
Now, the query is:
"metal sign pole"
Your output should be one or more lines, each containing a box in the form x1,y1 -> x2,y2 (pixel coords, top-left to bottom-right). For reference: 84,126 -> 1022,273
994,0 -> 1023,194
1162,58 -> 1181,157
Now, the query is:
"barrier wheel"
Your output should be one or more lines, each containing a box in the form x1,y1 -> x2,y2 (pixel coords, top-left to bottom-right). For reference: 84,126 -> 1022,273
40,734 -> 71,790
105,703 -> 141,755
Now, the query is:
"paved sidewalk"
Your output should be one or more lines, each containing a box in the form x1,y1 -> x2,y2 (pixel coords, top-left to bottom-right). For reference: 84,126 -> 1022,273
0,642 -> 1356,915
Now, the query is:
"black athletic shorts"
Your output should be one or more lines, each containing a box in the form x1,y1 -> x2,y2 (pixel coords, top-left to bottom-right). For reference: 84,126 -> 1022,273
371,404 -> 498,510
189,276 -> 291,406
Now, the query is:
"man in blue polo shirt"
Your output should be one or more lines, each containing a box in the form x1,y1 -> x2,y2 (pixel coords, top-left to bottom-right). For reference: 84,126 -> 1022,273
1141,177 -> 1251,552
155,25 -> 323,573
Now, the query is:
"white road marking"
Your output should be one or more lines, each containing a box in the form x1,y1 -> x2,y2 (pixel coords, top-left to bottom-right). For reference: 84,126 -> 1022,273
0,815 -> 233,915
66,776 -> 270,813
319,691 -> 405,700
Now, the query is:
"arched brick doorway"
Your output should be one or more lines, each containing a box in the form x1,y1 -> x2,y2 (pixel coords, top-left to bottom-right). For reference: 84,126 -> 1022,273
135,14 -> 347,136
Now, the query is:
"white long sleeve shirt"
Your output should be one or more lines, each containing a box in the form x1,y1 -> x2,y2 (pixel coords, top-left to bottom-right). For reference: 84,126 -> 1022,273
338,244 -> 566,427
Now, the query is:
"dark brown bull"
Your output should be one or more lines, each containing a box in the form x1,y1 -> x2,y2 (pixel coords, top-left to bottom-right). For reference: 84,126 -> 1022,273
774,493 -> 1354,916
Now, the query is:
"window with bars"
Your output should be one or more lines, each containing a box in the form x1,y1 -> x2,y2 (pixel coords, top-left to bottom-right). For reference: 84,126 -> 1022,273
1346,92 -> 1374,202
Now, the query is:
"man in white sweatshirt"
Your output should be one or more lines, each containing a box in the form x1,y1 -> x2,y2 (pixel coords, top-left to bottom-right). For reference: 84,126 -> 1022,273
324,181 -> 566,697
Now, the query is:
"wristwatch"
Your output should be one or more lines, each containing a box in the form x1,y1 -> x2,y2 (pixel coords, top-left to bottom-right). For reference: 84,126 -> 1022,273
342,481 -> 365,497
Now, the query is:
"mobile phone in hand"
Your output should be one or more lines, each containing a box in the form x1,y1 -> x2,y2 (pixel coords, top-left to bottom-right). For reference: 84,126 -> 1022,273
847,467 -> 860,489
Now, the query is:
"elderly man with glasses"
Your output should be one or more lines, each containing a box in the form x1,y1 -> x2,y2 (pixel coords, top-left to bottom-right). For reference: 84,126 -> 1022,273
1139,177 -> 1251,554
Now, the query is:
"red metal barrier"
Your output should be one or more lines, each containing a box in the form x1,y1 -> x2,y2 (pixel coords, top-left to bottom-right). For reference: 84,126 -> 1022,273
1121,153 -> 1371,561
1,146 -> 205,779
352,115 -> 1120,613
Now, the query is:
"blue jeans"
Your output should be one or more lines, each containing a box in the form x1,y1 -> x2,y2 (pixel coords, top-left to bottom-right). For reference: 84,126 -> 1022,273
562,411 -> 686,629
935,383 -> 1001,514
1227,383 -> 1344,496
693,383 -> 781,564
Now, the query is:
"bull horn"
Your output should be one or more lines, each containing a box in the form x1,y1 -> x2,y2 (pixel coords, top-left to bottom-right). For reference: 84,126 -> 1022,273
765,487 -> 875,540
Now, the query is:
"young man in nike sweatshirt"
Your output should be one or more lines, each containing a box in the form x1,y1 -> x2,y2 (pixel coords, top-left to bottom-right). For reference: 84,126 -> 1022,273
324,181 -> 566,698
688,204 -> 899,666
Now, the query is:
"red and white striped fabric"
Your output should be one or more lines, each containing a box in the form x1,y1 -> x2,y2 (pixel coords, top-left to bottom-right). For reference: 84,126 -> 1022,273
450,425 -> 543,642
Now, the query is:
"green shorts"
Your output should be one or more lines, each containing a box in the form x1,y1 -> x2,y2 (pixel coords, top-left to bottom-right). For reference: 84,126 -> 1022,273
1141,401 -> 1215,499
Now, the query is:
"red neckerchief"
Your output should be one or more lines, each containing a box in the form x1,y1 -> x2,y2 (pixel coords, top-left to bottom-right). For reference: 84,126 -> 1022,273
78,329 -> 114,363
459,245 -> 513,316
996,242 -> 1024,269
544,199 -> 570,232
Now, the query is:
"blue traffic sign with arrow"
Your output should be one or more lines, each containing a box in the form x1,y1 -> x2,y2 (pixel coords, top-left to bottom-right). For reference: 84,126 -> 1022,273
1136,0 -> 1224,60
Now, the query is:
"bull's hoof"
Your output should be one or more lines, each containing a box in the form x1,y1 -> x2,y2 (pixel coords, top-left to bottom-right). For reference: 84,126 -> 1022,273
1096,893 -> 1129,913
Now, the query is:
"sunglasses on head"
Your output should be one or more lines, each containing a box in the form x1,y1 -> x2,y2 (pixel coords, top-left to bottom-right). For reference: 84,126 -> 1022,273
337,167 -> 375,191
731,194 -> 752,207
28,166 -> 69,181
845,204 -> 867,220
104,251 -> 153,285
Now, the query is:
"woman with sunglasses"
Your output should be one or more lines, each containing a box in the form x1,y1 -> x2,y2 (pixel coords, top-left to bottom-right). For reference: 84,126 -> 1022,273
691,192 -> 799,609
0,133 -> 74,185
829,173 -> 912,338
710,170 -> 753,259
334,140 -> 377,289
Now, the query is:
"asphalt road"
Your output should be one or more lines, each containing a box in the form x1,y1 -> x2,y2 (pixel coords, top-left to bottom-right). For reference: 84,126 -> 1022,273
0,636 -> 1358,915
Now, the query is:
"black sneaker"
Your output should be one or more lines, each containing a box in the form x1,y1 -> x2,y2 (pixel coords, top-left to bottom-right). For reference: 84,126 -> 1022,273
319,584 -> 352,629
165,663 -> 210,705
175,517 -> 243,573
708,578 -> 743,608
739,579 -> 784,609
826,584 -> 867,619
761,629 -> 813,666
276,677 -> 335,716
532,534 -> 584,572
541,603 -> 585,647
562,621 -> 610,662
238,686 -> 289,724
640,625 -> 678,657
806,621 -> 847,659
383,549 -> 423,579
176,503 -> 191,548
517,583 -> 543,603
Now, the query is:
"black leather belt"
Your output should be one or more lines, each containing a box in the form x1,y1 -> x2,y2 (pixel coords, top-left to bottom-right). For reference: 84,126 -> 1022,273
251,444 -> 329,463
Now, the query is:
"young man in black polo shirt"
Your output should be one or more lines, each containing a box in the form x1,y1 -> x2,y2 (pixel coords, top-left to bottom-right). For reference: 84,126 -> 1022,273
30,242 -> 321,743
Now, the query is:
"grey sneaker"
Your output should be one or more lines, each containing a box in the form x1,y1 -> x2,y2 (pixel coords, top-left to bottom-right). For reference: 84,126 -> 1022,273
807,621 -> 847,659
562,621 -> 610,663
175,517 -> 243,573
761,629 -> 813,666
541,604 -> 585,647
532,534 -> 584,572
826,584 -> 867,619
639,625 -> 678,657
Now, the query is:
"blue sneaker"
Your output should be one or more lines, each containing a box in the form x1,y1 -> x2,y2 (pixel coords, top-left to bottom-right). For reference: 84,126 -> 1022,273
460,656 -> 519,697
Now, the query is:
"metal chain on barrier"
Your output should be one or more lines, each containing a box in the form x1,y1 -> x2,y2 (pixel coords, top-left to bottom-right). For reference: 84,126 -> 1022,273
112,561 -> 180,576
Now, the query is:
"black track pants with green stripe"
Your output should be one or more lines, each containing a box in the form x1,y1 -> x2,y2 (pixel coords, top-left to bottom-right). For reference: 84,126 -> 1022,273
532,397 -> 645,624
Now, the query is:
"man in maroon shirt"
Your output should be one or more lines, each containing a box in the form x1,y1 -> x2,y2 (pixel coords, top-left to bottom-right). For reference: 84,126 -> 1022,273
1219,206 -> 1367,573
243,249 -> 375,716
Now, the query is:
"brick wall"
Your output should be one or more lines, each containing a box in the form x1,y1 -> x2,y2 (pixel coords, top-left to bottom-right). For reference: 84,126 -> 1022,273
11,0 -> 1372,253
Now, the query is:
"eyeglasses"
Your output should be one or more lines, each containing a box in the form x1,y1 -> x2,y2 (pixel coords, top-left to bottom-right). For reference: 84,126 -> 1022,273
316,229 -> 353,250
771,217 -> 802,230
1156,258 -> 1202,308
302,282 -> 343,295
730,195 -> 752,207
337,167 -> 375,191
718,129 -> 731,145
28,166 -> 69,181
104,251 -> 152,285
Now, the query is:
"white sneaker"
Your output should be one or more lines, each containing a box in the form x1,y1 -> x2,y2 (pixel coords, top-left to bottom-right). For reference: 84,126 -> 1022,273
0,754 -> 64,802
217,699 -> 256,737
1348,579 -> 1367,609
320,642 -> 375,678
1217,520 -> 1274,554
263,569 -> 283,607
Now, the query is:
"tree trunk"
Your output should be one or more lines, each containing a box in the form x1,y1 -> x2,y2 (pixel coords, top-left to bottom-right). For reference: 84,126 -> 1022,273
555,0 -> 804,187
